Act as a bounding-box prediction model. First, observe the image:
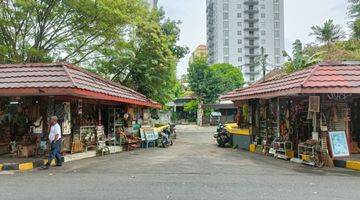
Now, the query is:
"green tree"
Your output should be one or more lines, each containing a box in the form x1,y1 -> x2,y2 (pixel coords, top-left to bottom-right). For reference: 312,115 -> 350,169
310,19 -> 346,46
348,1 -> 360,39
349,0 -> 360,19
282,40 -> 323,73
209,63 -> 244,92
92,9 -> 188,104
352,19 -> 360,39
184,100 -> 199,112
0,0 -> 145,63
188,57 -> 244,103
305,40 -> 360,62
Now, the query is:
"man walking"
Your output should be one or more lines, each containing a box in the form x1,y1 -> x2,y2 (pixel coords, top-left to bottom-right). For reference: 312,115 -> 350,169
42,116 -> 62,169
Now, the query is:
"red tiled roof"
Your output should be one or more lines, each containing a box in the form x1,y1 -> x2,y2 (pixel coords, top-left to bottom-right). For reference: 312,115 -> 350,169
222,63 -> 360,101
0,62 -> 161,108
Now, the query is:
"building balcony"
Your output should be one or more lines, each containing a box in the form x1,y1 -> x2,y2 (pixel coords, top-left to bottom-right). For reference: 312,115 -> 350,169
245,71 -> 260,75
244,0 -> 259,5
244,9 -> 259,14
245,45 -> 260,48
244,62 -> 256,66
244,27 -> 259,31
245,54 -> 260,58
244,35 -> 259,40
244,18 -> 259,23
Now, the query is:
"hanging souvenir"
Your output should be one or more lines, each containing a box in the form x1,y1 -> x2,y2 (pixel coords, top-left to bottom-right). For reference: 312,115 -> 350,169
62,102 -> 71,135
78,99 -> 83,115
308,96 -> 320,113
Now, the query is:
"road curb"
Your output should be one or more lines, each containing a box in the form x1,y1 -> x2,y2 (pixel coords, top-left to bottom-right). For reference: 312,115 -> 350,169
346,160 -> 360,171
329,159 -> 360,171
0,148 -> 122,172
248,146 -> 360,172
0,157 -> 66,172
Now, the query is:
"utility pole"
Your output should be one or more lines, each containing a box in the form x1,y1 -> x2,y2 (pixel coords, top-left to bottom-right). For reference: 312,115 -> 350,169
153,0 -> 158,9
258,47 -> 268,81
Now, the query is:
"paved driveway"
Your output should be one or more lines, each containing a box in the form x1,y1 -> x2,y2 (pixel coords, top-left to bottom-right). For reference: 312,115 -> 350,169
0,125 -> 359,200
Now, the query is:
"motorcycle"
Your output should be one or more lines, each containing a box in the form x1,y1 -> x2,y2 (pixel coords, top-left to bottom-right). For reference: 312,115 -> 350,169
159,127 -> 173,148
213,123 -> 230,147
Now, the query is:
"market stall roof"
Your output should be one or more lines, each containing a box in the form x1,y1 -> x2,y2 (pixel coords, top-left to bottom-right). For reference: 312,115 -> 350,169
221,63 -> 360,101
0,62 -> 162,108
202,100 -> 236,110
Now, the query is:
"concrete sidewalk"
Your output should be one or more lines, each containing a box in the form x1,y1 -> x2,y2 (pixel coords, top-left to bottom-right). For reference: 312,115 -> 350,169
0,146 -> 122,171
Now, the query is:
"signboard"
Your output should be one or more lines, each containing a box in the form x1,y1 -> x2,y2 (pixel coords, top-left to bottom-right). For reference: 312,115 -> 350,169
329,131 -> 350,157
140,128 -> 158,141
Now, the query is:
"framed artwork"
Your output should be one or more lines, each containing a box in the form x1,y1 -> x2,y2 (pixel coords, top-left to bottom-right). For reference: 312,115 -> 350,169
308,96 -> 320,112
328,131 -> 350,157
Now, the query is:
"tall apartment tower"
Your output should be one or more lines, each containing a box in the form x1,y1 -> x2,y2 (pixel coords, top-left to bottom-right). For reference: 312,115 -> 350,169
146,0 -> 158,8
206,0 -> 285,83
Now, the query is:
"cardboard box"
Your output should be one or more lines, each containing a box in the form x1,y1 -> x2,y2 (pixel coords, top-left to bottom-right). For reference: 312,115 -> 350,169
18,145 -> 36,157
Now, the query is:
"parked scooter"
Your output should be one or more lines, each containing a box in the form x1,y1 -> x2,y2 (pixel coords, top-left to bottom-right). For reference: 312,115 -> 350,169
159,127 -> 173,148
213,123 -> 230,147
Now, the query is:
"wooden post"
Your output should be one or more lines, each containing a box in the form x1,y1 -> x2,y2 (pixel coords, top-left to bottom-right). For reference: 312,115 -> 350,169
345,107 -> 351,153
276,97 -> 280,137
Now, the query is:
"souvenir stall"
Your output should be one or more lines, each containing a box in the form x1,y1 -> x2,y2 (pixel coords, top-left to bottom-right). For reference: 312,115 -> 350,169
103,105 -> 143,151
222,63 -> 360,167
224,101 -> 251,150
350,96 -> 360,154
267,98 -> 295,160
250,98 -> 281,155
0,62 -> 161,163
70,99 -> 99,153
0,97 -> 48,157
320,94 -> 355,159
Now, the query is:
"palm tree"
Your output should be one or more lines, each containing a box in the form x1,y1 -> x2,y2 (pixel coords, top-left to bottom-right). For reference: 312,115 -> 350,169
310,19 -> 346,46
282,40 -> 324,73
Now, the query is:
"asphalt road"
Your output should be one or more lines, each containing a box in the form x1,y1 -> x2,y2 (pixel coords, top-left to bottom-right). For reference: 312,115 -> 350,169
1,125 -> 360,200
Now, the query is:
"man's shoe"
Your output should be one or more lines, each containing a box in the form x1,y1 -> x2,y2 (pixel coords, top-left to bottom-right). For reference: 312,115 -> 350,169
41,165 -> 50,170
55,164 -> 62,167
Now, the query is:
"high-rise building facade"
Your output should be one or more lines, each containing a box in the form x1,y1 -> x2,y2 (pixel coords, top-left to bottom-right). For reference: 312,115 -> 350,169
146,0 -> 158,8
206,0 -> 285,83
189,45 -> 208,63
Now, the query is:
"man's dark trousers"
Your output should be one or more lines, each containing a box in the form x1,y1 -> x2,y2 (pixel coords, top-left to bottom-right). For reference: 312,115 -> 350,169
47,140 -> 62,166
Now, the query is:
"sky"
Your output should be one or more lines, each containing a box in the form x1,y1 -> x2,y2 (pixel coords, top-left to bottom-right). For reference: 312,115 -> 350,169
157,0 -> 350,77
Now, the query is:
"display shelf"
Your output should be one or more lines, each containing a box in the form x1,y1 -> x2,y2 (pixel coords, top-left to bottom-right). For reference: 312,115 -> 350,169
298,143 -> 316,166
274,141 -> 293,160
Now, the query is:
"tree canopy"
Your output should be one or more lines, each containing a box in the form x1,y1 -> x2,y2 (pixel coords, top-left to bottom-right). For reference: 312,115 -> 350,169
0,0 -> 145,63
188,58 -> 244,103
283,2 -> 360,74
310,19 -> 346,46
0,0 -> 188,104
282,40 -> 323,73
92,9 -> 188,104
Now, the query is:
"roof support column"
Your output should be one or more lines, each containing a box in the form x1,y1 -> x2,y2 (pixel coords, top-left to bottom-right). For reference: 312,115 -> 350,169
276,97 -> 280,137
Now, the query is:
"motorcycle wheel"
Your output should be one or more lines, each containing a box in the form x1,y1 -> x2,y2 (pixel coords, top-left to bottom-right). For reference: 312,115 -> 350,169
217,138 -> 225,147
